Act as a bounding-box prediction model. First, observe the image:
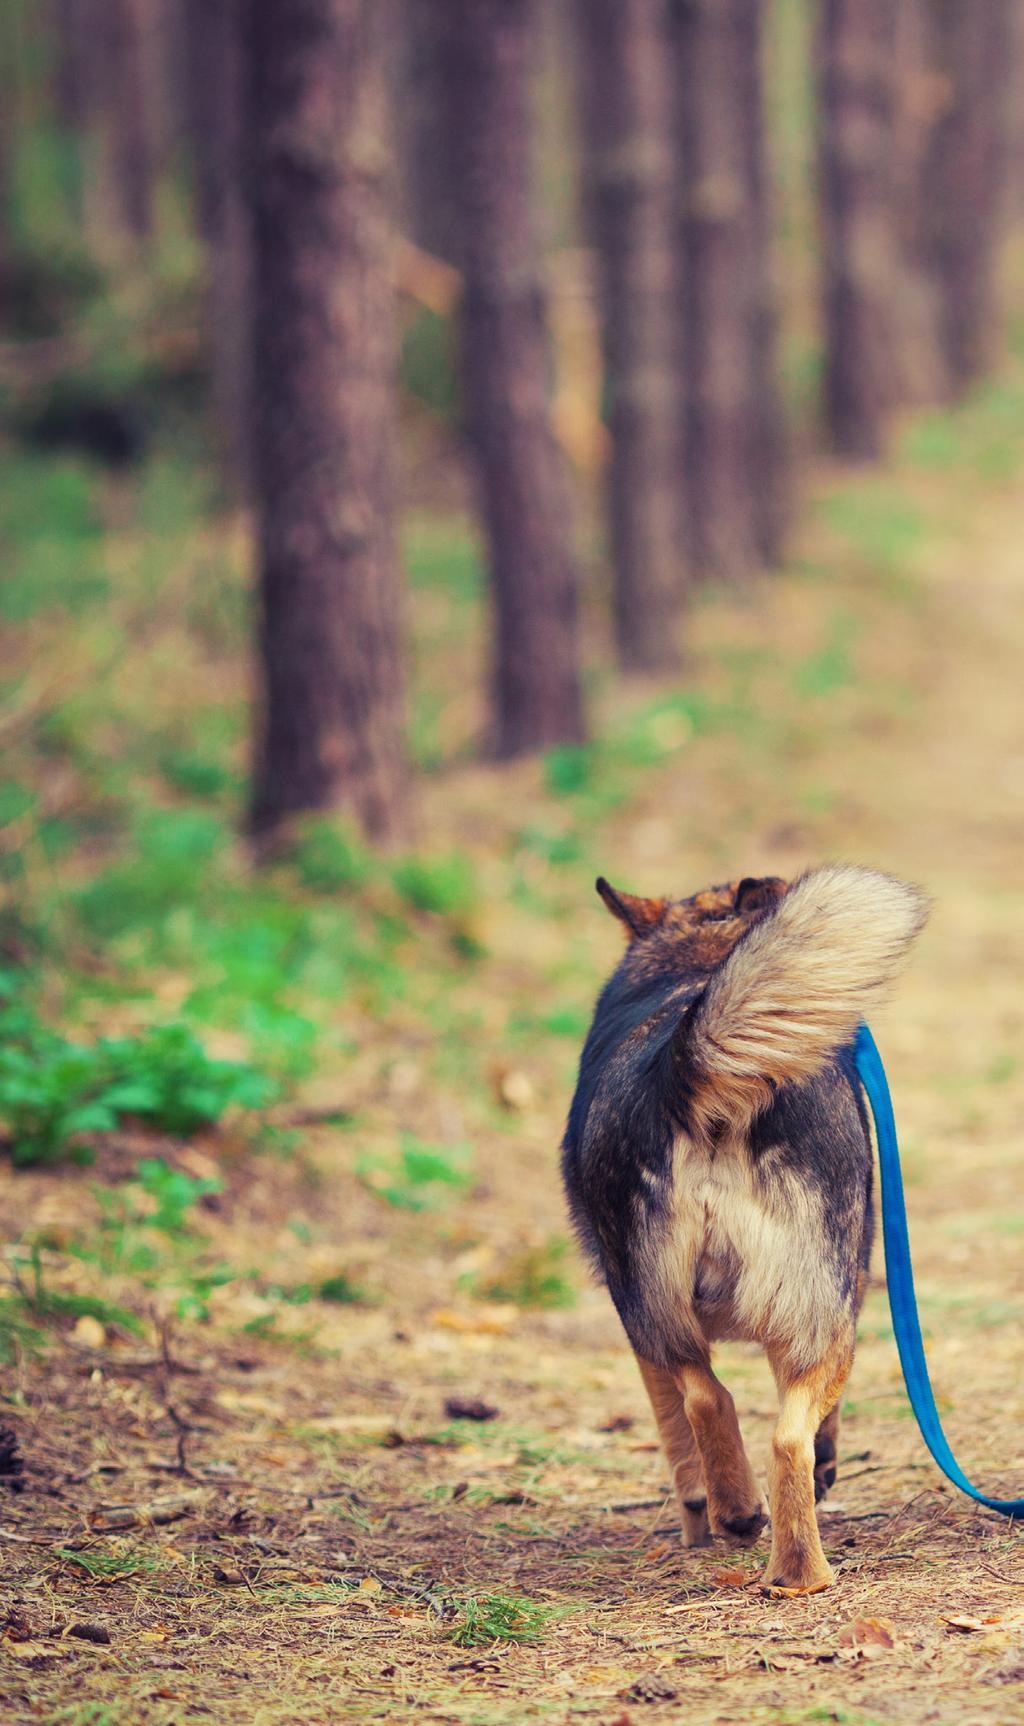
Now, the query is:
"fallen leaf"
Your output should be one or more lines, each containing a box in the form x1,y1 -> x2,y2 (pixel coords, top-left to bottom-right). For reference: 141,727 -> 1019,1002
838,1617 -> 897,1650
597,1414 -> 635,1433
357,1577 -> 382,1595
711,1567 -> 754,1588
943,1612 -> 1024,1635
761,1580 -> 831,1599
3,1640 -> 54,1660
430,1306 -> 517,1336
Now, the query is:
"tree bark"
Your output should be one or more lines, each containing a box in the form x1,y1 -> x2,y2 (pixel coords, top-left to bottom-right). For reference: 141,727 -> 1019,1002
104,0 -> 158,244
435,0 -> 585,757
185,0 -> 252,495
396,0 -> 454,261
246,0 -> 410,845
918,0 -> 1013,397
671,0 -> 783,583
737,0 -> 788,562
574,0 -> 684,673
816,0 -> 899,458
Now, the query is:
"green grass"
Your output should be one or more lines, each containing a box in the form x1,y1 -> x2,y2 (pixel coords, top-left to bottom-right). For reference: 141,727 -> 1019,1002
472,1237 -> 577,1310
54,1545 -> 161,1578
356,1137 -> 473,1212
446,1591 -> 556,1649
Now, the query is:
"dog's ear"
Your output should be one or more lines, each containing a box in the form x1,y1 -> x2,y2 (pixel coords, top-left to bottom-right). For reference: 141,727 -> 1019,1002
734,875 -> 787,915
596,877 -> 669,940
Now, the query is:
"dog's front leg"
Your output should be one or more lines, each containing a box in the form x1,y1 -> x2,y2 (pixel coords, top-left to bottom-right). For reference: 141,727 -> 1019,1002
636,1356 -> 711,1546
763,1334 -> 853,1593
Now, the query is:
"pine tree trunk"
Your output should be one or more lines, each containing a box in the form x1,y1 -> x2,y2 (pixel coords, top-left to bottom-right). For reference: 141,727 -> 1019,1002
396,0 -> 454,261
919,0 -> 1012,397
574,0 -> 684,674
185,0 -> 252,495
436,0 -> 585,757
737,0 -> 787,562
671,0 -> 782,583
105,0 -> 157,244
889,0 -> 946,406
247,0 -> 410,845
816,0 -> 898,458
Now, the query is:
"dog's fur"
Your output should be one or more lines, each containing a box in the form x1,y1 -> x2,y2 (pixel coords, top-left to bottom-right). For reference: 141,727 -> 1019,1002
562,865 -> 927,1591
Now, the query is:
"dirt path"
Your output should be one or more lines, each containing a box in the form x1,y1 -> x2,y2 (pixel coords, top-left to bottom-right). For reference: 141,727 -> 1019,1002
3,449 -> 1024,1725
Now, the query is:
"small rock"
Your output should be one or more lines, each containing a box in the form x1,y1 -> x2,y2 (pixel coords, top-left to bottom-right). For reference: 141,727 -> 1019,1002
496,1069 -> 534,1112
444,1397 -> 500,1422
71,1315 -> 106,1350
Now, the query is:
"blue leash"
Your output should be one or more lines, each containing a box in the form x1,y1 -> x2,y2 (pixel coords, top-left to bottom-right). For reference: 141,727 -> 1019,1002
854,1024 -> 1024,1517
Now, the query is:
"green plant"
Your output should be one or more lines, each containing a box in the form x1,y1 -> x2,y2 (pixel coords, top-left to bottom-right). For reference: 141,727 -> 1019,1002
135,1157 -> 222,1235
474,1237 -> 576,1309
290,818 -> 370,893
317,1273 -> 366,1304
392,851 -> 478,918
16,1246 -> 143,1335
0,1297 -> 46,1362
55,1545 -> 159,1578
356,1137 -> 473,1211
0,983 -> 274,1166
446,1591 -> 554,1648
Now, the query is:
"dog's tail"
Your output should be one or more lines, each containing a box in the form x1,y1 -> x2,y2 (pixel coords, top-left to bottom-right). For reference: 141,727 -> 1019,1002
680,865 -> 928,1137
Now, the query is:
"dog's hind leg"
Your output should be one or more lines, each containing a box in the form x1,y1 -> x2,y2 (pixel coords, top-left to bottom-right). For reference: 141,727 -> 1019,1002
636,1356 -> 711,1546
763,1333 -> 854,1593
813,1403 -> 840,1502
675,1360 -> 766,1545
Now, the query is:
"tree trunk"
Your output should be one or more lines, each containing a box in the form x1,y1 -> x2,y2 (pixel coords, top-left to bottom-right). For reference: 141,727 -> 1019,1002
671,0 -> 783,583
816,0 -> 899,458
185,0 -> 252,495
396,0 -> 454,261
435,0 -> 585,757
737,0 -> 788,562
105,0 -> 158,244
919,0 -> 1013,397
246,0 -> 410,845
574,0 -> 684,674
889,0 -> 946,406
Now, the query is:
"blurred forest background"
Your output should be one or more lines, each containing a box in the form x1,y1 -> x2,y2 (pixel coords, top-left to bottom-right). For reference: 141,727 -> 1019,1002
1,4 -> 1024,1725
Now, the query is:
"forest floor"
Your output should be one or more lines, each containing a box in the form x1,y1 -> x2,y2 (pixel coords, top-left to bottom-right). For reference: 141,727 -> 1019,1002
3,363 -> 1024,1726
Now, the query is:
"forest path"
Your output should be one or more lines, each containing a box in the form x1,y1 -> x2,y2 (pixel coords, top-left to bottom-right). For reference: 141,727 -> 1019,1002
3,450 -> 1024,1726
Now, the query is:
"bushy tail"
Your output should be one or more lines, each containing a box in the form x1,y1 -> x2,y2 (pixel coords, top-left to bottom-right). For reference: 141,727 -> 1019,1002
682,865 -> 928,1137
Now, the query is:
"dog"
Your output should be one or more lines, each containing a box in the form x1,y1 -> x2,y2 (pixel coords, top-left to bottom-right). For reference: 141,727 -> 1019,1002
562,865 -> 927,1592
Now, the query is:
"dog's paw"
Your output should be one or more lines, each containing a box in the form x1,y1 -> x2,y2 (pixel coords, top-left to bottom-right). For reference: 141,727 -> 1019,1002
713,1504 -> 768,1546
762,1549 -> 834,1594
760,1575 -> 833,1598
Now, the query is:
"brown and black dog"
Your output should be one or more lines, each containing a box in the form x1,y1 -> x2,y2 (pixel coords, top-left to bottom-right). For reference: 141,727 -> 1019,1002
562,865 -> 926,1593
